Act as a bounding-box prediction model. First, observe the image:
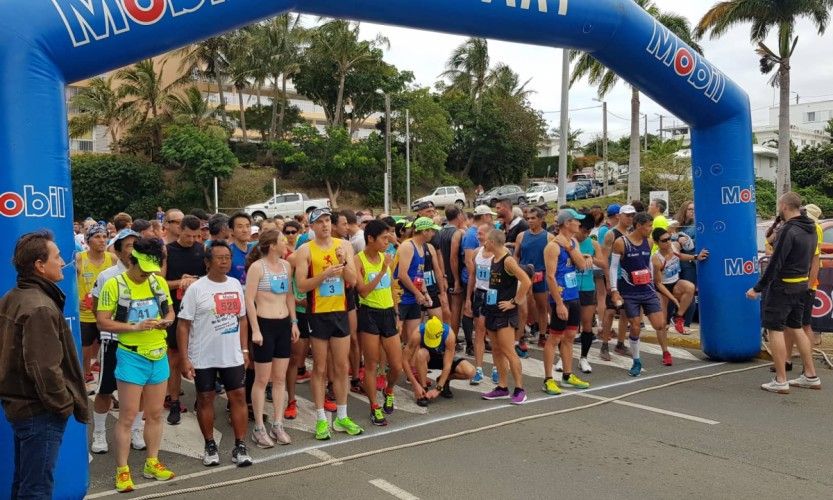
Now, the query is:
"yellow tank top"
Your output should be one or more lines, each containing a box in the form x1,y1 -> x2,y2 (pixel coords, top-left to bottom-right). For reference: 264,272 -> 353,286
358,251 -> 394,309
308,239 -> 347,313
78,251 -> 114,323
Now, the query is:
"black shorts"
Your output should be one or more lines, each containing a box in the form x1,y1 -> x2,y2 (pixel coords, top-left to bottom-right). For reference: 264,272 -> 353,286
472,289 -> 487,318
194,365 -> 246,393
253,317 -> 292,362
399,302 -> 423,321
422,291 -> 441,312
428,352 -> 464,372
358,306 -> 398,338
166,318 -> 179,350
549,300 -> 581,332
96,339 -> 118,395
308,312 -> 350,340
485,311 -> 518,332
605,292 -> 624,311
803,289 -> 816,327
664,281 -> 678,295
762,283 -> 806,331
296,312 -> 310,340
81,322 -> 99,347
346,287 -> 358,312
579,291 -> 597,307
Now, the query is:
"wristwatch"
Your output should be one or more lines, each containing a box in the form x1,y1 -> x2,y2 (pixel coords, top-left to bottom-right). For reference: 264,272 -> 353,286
436,384 -> 444,393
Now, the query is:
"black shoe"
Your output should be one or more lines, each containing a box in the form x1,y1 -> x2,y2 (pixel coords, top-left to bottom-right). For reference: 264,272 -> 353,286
167,402 -> 181,425
465,345 -> 474,357
441,385 -> 453,399
416,397 -> 429,407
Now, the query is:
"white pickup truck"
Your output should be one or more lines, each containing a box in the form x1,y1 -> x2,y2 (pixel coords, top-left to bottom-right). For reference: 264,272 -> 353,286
243,192 -> 330,222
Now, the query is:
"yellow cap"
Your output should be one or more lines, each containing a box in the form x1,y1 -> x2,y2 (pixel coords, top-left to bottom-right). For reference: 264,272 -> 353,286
423,316 -> 444,349
131,250 -> 161,273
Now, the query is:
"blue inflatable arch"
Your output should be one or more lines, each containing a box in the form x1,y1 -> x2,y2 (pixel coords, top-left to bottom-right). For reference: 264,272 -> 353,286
0,0 -> 760,496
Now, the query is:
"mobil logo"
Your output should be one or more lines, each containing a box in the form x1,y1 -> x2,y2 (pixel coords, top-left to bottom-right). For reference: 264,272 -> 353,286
646,20 -> 725,103
812,289 -> 831,320
52,0 -> 228,48
724,256 -> 759,277
721,185 -> 756,205
0,185 -> 68,218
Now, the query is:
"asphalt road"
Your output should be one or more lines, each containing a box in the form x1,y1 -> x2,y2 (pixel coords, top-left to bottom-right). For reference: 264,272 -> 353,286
84,343 -> 832,500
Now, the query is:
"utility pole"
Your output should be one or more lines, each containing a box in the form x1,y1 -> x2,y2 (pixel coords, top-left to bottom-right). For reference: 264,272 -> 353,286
602,101 -> 608,196
557,49 -> 569,208
657,114 -> 664,141
384,93 -> 391,214
644,113 -> 648,151
405,108 -> 411,209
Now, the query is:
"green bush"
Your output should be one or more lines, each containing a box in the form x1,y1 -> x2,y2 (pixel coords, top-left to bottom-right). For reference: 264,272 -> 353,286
71,154 -> 167,220
755,179 -> 776,219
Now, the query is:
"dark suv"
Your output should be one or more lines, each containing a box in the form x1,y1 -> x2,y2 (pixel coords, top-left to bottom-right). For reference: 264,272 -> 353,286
475,185 -> 526,207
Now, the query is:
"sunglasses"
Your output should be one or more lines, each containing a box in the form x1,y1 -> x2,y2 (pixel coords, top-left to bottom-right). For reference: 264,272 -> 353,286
284,230 -> 298,235
659,237 -> 671,243
167,219 -> 182,224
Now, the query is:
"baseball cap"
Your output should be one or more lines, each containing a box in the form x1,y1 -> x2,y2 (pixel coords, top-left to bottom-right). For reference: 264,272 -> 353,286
606,204 -> 621,216
413,217 -> 441,232
309,207 -> 332,224
619,204 -> 636,215
131,249 -> 161,273
250,226 -> 260,235
413,200 -> 435,212
423,316 -> 445,349
805,203 -> 822,222
85,224 -> 108,242
113,229 -> 140,244
557,208 -> 586,226
473,205 -> 497,216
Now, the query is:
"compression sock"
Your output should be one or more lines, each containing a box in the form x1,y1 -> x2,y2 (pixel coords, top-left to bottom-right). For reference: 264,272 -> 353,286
629,336 -> 641,360
462,315 -> 474,349
580,331 -> 594,358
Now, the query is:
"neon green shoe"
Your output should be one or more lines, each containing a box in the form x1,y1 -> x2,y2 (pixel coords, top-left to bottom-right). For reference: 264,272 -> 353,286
333,416 -> 364,436
315,419 -> 331,440
114,466 -> 134,493
543,378 -> 562,395
563,373 -> 590,389
142,458 -> 174,481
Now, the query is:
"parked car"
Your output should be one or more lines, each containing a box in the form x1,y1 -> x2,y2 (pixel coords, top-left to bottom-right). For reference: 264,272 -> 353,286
571,173 -> 593,182
821,219 -> 833,254
475,185 -> 526,207
244,192 -> 330,222
565,182 -> 590,201
411,186 -> 467,210
574,179 -> 599,198
525,183 -> 559,205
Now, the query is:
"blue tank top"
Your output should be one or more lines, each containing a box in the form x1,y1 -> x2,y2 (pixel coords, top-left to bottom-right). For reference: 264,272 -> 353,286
229,242 -> 252,285
419,323 -> 450,355
552,240 -> 579,303
577,237 -> 596,292
399,241 -> 425,305
618,236 -> 654,297
519,229 -> 547,271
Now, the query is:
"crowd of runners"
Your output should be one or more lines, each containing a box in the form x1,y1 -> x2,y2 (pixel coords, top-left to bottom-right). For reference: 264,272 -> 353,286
56,192 -> 821,492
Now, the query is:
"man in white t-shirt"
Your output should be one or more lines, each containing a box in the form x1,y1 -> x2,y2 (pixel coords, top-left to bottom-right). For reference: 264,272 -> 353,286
177,241 -> 252,468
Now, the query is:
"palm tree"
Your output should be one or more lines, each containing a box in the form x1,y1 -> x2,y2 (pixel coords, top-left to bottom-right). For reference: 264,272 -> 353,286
570,0 -> 702,201
225,29 -> 254,142
441,38 -> 491,102
695,0 -> 833,198
116,59 -> 185,148
175,36 -> 231,125
68,76 -> 127,151
486,63 -> 534,101
165,86 -> 218,128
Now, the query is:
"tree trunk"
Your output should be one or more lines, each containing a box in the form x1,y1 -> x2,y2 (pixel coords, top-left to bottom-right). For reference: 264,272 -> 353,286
269,78 -> 280,141
109,127 -> 119,153
627,86 -> 641,201
237,86 -> 248,143
277,76 -> 288,138
203,185 -> 213,210
777,58 -> 791,199
461,147 -> 477,178
256,83 -> 262,108
334,71 -> 347,127
214,56 -> 227,125
325,180 -> 340,209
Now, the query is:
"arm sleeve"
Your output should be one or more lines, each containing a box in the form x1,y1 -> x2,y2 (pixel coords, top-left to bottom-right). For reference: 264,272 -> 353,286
22,310 -> 74,417
609,253 -> 621,290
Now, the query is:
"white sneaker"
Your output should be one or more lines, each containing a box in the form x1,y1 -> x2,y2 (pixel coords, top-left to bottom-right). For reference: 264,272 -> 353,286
555,358 -> 563,372
90,431 -> 108,454
579,357 -> 592,374
131,428 -> 146,450
788,374 -> 821,390
761,379 -> 790,394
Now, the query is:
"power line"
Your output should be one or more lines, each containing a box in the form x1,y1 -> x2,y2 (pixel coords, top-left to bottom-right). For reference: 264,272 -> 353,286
541,104 -> 603,114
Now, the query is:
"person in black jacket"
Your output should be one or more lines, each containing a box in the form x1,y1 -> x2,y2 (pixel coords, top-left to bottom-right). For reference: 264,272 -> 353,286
746,192 -> 820,394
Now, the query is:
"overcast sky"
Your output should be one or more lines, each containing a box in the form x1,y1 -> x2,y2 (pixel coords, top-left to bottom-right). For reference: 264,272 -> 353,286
351,1 -> 833,145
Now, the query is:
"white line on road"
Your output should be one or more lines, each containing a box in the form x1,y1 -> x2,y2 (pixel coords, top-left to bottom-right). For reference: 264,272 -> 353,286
369,479 -> 420,500
306,448 -> 343,465
576,393 -> 720,425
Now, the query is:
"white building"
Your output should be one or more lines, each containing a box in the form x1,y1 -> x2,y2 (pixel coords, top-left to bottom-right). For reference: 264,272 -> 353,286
674,144 -> 778,183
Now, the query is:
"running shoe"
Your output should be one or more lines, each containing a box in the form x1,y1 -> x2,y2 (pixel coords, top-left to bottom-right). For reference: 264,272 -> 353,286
91,431 -> 108,454
599,342 -> 611,361
662,351 -> 673,366
324,395 -> 337,413
232,443 -> 253,467
761,379 -> 790,394
511,388 -> 527,405
114,467 -> 134,493
673,316 -> 685,335
416,397 -> 430,407
491,366 -> 499,384
269,423 -> 291,445
481,387 -> 510,400
203,441 -> 220,467
555,358 -> 563,372
370,406 -> 388,426
265,383 -> 273,402
215,381 -> 225,395
563,374 -> 590,389
383,391 -> 395,414
251,426 -> 275,449
614,343 -> 631,356
350,380 -> 366,395
788,374 -> 821,390
628,359 -> 642,377
333,416 -> 364,436
470,368 -> 484,385
284,399 -> 298,420
167,402 -> 181,425
542,378 -> 562,395
315,419 -> 331,440
130,428 -> 146,450
465,345 -> 474,357
296,370 -> 311,384
440,385 -> 453,399
579,357 -> 592,374
376,374 -> 387,391
515,342 -> 530,359
142,459 -> 174,481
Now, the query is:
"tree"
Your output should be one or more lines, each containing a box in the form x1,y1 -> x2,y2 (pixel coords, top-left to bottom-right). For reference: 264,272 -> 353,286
441,38 -> 491,101
165,86 -> 222,131
571,1 -> 702,201
826,118 -> 833,140
68,76 -> 127,151
696,0 -> 833,199
116,59 -> 185,150
161,124 -> 238,208
71,154 -> 167,219
394,88 -> 454,178
176,36 -> 230,125
225,29 -> 254,142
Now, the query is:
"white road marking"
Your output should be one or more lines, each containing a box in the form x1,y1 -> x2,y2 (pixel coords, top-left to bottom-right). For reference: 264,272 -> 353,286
369,479 -> 420,500
305,448 -> 343,465
159,411 -> 223,459
576,393 -> 720,425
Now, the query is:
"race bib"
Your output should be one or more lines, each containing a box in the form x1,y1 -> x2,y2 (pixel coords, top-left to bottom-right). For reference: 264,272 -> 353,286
369,272 -> 391,290
214,292 -> 242,316
486,289 -> 498,305
424,271 -> 436,287
127,299 -> 159,323
533,271 -> 544,284
631,269 -> 652,285
663,261 -> 680,280
476,265 -> 490,281
82,293 -> 93,311
319,277 -> 344,297
564,271 -> 578,289
270,274 -> 289,294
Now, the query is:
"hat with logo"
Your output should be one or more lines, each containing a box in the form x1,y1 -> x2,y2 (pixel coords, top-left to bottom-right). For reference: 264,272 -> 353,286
309,207 -> 332,224
556,208 -> 586,226
131,249 -> 162,273
619,204 -> 637,215
413,217 -> 441,232
606,204 -> 621,216
423,316 -> 445,349
473,205 -> 497,217
805,204 -> 822,222
85,224 -> 108,243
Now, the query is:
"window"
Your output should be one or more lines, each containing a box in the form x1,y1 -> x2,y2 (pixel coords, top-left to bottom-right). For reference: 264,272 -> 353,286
285,194 -> 301,202
806,112 -> 816,122
824,228 -> 833,244
272,195 -> 286,204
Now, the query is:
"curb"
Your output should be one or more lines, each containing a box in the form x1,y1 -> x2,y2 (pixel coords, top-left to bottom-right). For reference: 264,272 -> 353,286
640,334 -> 772,360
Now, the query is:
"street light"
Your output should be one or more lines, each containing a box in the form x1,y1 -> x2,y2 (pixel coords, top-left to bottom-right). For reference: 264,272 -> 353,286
593,97 -> 608,196
376,89 -> 391,214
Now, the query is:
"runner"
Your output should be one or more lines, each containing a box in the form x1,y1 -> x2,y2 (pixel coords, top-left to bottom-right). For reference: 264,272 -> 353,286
415,316 -> 476,401
648,198 -> 669,253
294,208 -> 363,440
177,241 -> 253,467
465,224 -> 495,385
245,230 -> 299,447
163,209 -> 184,245
599,204 -> 635,360
480,229 -> 531,404
576,214 -> 608,374
355,220 -> 402,425
514,207 -> 553,350
542,209 -> 591,395
496,199 -> 530,356
397,217 -> 443,354
77,224 -> 114,383
206,213 -> 231,247
651,227 -> 708,335
461,206 -> 496,366
610,212 -> 674,377
96,238 -> 175,493
437,207 -> 468,353
333,211 -> 363,395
